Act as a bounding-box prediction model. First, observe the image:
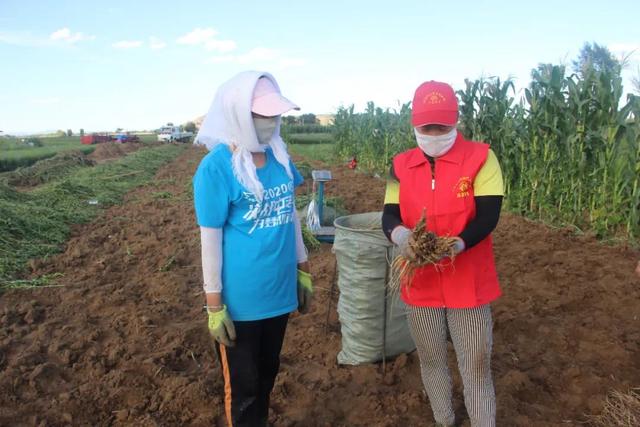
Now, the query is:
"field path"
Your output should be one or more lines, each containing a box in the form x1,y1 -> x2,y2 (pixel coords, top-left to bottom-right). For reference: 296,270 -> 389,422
1,146 -> 638,426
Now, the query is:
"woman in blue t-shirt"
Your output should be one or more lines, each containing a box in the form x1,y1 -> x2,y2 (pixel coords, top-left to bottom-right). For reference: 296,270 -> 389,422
193,71 -> 312,427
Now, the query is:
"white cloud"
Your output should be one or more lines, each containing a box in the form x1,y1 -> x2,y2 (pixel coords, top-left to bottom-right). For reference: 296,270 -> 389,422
177,28 -> 218,45
50,28 -> 71,40
149,36 -> 167,50
177,27 -> 236,53
112,40 -> 143,49
49,27 -> 94,44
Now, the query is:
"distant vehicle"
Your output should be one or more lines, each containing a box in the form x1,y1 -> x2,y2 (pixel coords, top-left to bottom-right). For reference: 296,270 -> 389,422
157,126 -> 193,143
114,133 -> 140,143
81,134 -> 113,144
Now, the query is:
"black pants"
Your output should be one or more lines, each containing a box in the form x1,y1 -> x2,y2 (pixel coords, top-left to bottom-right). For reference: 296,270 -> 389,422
216,313 -> 289,427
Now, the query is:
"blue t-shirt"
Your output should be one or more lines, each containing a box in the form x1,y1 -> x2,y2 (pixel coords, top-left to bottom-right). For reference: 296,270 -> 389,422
193,145 -> 304,321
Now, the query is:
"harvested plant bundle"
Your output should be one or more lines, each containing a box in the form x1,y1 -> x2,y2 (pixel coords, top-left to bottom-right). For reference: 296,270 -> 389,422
390,214 -> 458,292
588,387 -> 640,427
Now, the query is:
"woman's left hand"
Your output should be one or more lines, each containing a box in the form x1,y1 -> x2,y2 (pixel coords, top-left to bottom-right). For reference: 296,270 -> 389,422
297,268 -> 313,314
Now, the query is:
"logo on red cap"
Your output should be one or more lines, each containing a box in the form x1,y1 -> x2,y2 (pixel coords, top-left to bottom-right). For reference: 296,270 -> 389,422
423,91 -> 447,105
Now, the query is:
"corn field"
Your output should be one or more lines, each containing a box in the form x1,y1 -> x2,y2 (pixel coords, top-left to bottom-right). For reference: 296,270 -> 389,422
333,65 -> 640,241
334,102 -> 414,174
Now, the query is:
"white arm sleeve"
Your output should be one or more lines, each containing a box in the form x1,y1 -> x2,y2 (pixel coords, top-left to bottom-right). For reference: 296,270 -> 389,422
200,226 -> 223,293
294,210 -> 308,263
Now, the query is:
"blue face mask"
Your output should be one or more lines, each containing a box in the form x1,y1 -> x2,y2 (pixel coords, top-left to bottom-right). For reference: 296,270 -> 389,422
414,128 -> 457,157
253,117 -> 279,146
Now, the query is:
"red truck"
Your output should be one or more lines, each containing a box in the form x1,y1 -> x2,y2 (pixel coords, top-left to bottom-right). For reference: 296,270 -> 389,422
81,134 -> 113,144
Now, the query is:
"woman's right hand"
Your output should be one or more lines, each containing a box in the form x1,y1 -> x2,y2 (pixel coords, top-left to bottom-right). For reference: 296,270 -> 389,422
391,225 -> 412,257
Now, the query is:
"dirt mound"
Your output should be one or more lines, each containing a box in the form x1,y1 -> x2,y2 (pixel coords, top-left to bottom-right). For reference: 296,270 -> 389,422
87,142 -> 144,163
0,147 -> 638,426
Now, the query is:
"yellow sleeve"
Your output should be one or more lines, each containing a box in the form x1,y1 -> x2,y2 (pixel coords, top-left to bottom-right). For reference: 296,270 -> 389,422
384,179 -> 400,204
474,149 -> 504,196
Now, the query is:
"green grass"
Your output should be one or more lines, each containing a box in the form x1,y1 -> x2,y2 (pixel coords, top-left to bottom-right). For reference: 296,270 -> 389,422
0,134 -> 163,172
286,133 -> 334,144
137,134 -> 162,144
0,135 -> 82,152
0,144 -> 186,286
0,136 -> 95,172
288,141 -> 335,164
1,273 -> 65,289
301,225 -> 320,251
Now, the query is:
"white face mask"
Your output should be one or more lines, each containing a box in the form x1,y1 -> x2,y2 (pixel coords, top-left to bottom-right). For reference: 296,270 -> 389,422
253,117 -> 278,146
414,127 -> 457,157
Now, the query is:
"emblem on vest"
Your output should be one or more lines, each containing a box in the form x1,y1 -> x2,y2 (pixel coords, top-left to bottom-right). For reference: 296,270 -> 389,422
454,176 -> 472,198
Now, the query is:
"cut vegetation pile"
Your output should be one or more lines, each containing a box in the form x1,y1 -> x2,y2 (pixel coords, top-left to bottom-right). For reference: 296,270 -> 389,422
0,144 -> 186,285
87,141 -> 146,163
2,150 -> 95,187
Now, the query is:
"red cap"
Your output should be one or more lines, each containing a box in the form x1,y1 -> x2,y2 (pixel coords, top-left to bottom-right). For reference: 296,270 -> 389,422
411,81 -> 458,127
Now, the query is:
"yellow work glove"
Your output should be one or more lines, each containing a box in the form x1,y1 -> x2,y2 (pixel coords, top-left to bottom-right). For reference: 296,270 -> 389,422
297,269 -> 313,314
207,305 -> 236,347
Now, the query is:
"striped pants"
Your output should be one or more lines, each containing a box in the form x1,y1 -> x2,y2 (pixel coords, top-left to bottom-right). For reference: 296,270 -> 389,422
407,304 -> 496,427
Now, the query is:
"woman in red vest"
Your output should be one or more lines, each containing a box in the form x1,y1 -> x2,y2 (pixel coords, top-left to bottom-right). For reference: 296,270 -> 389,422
382,81 -> 504,427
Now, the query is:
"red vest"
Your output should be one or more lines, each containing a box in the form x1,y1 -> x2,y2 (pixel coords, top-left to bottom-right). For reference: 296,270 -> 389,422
393,134 -> 501,308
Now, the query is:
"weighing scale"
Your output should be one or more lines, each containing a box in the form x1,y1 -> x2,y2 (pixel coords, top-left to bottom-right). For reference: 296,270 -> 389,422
308,170 -> 335,243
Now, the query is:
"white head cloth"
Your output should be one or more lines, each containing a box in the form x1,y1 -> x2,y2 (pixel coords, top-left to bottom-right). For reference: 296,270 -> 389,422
194,71 -> 293,205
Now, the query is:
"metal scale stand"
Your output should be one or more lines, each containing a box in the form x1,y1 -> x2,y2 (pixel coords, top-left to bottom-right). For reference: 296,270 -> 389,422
310,170 -> 335,243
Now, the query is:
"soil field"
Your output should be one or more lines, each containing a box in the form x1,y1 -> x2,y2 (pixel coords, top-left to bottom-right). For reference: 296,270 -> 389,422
0,146 -> 638,426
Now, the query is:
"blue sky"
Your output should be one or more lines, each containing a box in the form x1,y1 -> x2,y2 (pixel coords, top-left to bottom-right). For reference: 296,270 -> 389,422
1,0 -> 639,134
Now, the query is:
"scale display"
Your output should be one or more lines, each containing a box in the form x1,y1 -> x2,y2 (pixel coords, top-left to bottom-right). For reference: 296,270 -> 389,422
311,170 -> 332,182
